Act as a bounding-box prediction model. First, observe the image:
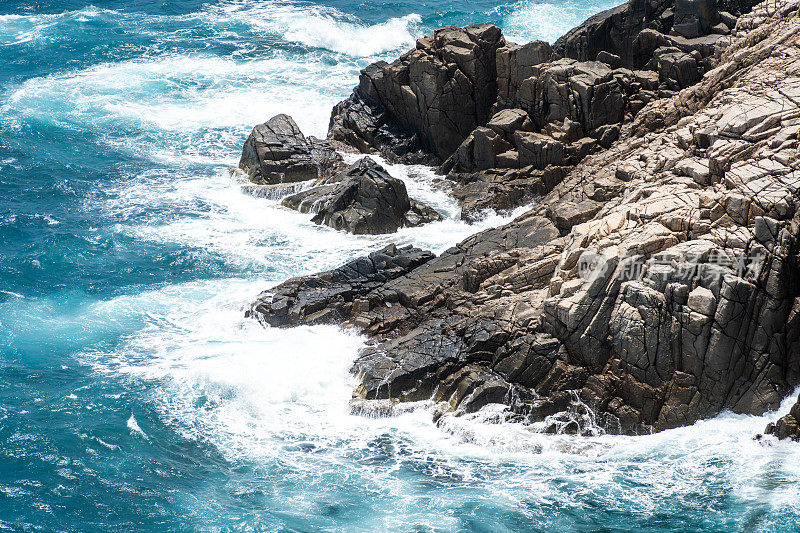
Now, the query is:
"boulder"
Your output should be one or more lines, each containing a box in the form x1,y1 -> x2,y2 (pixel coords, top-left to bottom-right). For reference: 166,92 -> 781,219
240,114 -> 341,185
281,157 -> 441,234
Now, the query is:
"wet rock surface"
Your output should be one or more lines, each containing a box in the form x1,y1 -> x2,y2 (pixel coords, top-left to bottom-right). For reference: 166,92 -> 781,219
252,0 -> 800,436
765,394 -> 800,440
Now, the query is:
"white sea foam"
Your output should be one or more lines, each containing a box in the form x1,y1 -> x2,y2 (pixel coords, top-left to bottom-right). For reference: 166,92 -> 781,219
1,51 -> 350,159
501,0 -> 619,43
7,0 -> 798,526
283,12 -> 421,56
75,268 -> 800,530
126,414 -> 148,439
204,0 -> 422,57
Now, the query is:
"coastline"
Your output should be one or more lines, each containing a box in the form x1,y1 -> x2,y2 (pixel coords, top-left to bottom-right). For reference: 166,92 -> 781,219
245,0 -> 800,439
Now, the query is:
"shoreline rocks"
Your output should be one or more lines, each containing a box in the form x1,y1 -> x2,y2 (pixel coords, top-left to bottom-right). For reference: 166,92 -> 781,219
765,394 -> 800,440
249,0 -> 800,437
326,0 -> 758,219
281,157 -> 442,235
239,114 -> 341,185
238,114 -> 442,235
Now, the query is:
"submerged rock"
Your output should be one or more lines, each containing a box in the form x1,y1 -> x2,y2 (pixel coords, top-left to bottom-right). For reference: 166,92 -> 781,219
239,114 -> 342,185
281,157 -> 441,235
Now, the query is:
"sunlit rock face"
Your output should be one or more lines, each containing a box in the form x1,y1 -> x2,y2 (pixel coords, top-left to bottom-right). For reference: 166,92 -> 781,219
252,0 -> 800,436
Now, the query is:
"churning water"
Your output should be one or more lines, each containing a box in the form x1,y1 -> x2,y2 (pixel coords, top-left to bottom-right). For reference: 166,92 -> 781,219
1,0 -> 799,530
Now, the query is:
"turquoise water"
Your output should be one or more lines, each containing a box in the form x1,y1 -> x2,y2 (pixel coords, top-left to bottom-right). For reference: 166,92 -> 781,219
1,0 -> 799,530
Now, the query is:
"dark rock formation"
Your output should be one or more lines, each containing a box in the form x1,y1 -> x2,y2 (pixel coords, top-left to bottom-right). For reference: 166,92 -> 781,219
552,0 -> 738,68
326,0 -> 757,220
329,24 -> 507,163
252,0 -> 800,436
240,114 -> 341,185
281,157 -> 441,235
765,394 -> 800,440
248,244 -> 435,327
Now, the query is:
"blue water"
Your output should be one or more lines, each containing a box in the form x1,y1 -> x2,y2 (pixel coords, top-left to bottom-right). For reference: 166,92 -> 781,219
1,0 -> 799,530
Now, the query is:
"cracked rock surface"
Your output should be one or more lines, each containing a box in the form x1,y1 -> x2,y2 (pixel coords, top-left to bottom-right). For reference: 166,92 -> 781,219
239,114 -> 341,185
252,0 -> 800,436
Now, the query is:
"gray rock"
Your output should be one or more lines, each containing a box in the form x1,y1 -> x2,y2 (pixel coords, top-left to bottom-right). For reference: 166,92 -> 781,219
247,243 -> 435,327
329,24 -> 506,162
282,157 -> 441,234
672,0 -> 720,38
765,394 -> 800,440
655,47 -> 700,89
240,114 -> 341,185
495,40 -> 554,108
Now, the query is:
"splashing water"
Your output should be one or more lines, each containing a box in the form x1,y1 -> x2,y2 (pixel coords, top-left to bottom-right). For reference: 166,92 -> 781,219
1,0 -> 799,530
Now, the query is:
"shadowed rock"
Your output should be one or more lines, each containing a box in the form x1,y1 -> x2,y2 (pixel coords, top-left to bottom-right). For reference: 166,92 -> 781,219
765,393 -> 800,440
281,157 -> 442,234
248,243 -> 436,327
329,24 -> 506,163
240,114 -> 341,185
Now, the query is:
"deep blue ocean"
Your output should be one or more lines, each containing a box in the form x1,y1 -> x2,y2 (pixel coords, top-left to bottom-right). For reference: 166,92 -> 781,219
1,0 -> 800,530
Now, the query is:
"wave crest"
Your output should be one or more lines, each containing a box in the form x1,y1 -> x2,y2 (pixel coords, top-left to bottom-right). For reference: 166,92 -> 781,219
284,12 -> 421,56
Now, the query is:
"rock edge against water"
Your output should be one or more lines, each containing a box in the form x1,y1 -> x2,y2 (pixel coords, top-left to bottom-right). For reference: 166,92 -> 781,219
248,0 -> 800,438
238,114 -> 441,234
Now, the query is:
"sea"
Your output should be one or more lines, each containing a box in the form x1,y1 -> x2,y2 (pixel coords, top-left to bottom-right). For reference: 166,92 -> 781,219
1,0 -> 799,530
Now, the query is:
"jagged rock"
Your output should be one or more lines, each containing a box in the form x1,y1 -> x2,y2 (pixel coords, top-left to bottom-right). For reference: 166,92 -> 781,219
553,0 -> 753,68
495,41 -> 554,109
442,110 -> 535,173
240,114 -> 342,185
282,157 -> 441,234
553,0 -> 677,68
655,47 -> 701,89
325,0 -> 757,220
329,24 -> 506,162
247,244 -> 435,327
516,60 -> 627,135
251,0 -> 800,436
672,0 -> 720,38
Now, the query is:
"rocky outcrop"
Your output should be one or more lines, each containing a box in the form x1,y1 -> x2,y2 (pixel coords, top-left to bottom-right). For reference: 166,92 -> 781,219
281,157 -> 441,235
329,24 -> 506,163
240,114 -> 341,185
252,0 -> 800,436
248,244 -> 435,327
328,0 -> 758,220
551,0 -> 752,68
